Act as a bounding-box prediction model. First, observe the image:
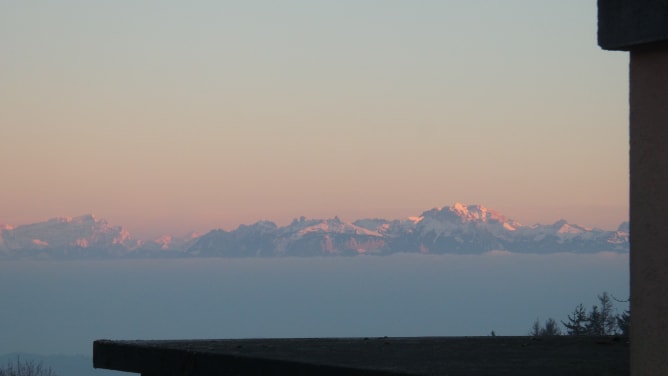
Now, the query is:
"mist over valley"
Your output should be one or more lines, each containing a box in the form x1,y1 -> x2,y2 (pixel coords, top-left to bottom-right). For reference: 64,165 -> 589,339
1,253 -> 628,357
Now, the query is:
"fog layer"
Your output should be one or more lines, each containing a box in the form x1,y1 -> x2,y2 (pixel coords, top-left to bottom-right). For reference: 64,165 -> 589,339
0,253 -> 628,355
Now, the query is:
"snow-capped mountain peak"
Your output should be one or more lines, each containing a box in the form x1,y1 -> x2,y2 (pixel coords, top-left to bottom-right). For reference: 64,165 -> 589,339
416,203 -> 520,231
448,203 -> 513,224
289,217 -> 382,239
0,213 -> 136,254
0,203 -> 629,259
555,221 -> 590,234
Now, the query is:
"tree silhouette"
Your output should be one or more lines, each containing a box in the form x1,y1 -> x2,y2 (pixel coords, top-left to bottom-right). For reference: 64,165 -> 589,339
532,291 -> 630,337
530,318 -> 562,337
585,305 -> 605,335
529,319 -> 542,337
617,309 -> 630,336
540,318 -> 562,336
562,303 -> 588,336
0,357 -> 57,376
585,293 -> 618,335
597,292 -> 618,335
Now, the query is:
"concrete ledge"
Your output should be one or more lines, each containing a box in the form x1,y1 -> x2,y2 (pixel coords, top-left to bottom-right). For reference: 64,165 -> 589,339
598,0 -> 668,50
94,336 -> 629,376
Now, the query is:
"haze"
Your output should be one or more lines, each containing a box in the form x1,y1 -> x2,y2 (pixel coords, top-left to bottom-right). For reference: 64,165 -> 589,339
0,253 -> 629,356
0,1 -> 628,239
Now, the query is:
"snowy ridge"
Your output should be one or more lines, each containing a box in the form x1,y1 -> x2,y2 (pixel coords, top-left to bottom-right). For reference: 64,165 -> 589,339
0,214 -> 136,254
286,216 -> 382,239
0,203 -> 629,259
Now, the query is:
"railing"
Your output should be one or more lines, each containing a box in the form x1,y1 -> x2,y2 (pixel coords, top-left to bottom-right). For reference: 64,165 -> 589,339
94,336 -> 629,376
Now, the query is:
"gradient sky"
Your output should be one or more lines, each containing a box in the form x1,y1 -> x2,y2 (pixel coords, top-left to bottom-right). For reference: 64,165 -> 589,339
1,1 -> 629,239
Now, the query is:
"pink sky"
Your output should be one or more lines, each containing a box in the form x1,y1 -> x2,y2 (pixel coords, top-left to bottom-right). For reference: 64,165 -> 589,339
0,2 -> 629,239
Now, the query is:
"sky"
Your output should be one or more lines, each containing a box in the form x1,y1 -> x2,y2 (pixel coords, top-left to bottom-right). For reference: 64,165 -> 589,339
1,1 -> 629,239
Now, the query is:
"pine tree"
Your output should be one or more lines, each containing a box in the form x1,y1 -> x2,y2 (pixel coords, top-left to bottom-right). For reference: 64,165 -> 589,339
529,318 -> 562,337
598,292 -> 618,335
617,309 -> 630,336
540,318 -> 562,336
529,319 -> 541,337
562,303 -> 588,336
586,305 -> 605,335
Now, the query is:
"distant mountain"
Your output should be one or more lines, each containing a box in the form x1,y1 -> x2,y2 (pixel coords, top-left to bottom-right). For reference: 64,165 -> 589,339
0,215 -> 136,259
0,204 -> 629,259
0,214 -> 196,259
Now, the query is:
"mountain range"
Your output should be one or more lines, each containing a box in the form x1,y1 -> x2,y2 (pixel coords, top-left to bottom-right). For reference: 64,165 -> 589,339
0,203 -> 628,259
